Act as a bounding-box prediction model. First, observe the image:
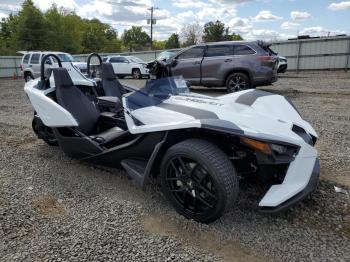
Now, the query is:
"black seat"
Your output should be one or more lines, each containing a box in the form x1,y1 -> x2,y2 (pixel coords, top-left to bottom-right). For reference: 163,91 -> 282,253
101,63 -> 125,100
53,68 -> 128,145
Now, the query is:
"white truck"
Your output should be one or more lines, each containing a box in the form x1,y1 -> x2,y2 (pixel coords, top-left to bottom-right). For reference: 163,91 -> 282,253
19,51 -> 87,82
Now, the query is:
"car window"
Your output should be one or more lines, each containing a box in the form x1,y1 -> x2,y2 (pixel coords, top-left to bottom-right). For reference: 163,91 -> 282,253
234,45 -> 255,55
177,47 -> 204,59
110,57 -> 128,63
30,53 -> 41,64
128,56 -> 144,63
23,54 -> 30,64
205,45 -> 233,57
102,57 -> 108,62
51,56 -> 58,63
56,53 -> 74,62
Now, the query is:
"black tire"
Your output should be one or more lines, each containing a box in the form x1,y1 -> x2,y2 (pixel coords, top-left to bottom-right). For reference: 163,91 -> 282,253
132,69 -> 142,79
226,72 -> 251,93
24,72 -> 34,82
32,118 -> 58,146
160,139 -> 238,223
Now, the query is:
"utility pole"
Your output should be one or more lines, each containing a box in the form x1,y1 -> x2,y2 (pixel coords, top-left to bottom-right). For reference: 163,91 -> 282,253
147,6 -> 158,50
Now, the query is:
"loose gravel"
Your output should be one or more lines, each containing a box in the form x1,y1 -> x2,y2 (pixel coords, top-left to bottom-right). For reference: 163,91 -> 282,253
1,74 -> 349,261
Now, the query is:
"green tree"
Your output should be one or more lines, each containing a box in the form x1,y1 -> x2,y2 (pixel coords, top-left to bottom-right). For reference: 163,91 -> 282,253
165,33 -> 180,49
202,20 -> 231,42
122,26 -> 150,51
16,0 -> 49,50
0,14 -> 20,54
0,0 -> 123,55
44,6 -> 83,53
152,40 -> 166,50
229,33 -> 243,41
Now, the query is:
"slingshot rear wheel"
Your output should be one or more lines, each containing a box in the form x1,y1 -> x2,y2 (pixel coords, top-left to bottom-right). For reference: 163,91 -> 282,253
32,117 -> 58,146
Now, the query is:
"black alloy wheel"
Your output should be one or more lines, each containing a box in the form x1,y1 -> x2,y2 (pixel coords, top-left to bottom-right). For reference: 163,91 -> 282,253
24,73 -> 33,82
132,69 -> 142,79
226,72 -> 250,92
160,139 -> 238,223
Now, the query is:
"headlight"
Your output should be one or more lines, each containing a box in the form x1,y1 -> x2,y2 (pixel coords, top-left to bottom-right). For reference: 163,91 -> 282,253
270,144 -> 288,154
241,137 -> 272,155
241,137 -> 292,156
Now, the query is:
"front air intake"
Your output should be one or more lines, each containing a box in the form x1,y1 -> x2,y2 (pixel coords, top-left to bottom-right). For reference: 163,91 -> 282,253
292,125 -> 316,146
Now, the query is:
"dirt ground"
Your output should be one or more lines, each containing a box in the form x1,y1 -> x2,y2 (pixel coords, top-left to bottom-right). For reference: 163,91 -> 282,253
0,73 -> 349,261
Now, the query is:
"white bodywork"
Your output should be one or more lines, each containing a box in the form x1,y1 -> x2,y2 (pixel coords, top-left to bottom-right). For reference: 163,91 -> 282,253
104,56 -> 149,76
277,56 -> 287,72
121,90 -> 318,208
24,68 -> 318,209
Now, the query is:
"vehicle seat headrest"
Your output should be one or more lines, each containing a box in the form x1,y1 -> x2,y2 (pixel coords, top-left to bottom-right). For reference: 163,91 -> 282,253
101,63 -> 116,81
52,68 -> 74,88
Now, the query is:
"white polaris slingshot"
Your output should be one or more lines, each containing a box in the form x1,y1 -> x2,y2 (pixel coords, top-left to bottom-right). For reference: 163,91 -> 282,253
24,53 -> 320,223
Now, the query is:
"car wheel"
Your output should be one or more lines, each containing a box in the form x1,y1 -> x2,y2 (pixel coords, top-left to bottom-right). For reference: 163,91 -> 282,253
160,139 -> 238,223
132,69 -> 141,79
24,73 -> 33,82
32,118 -> 58,146
226,72 -> 250,92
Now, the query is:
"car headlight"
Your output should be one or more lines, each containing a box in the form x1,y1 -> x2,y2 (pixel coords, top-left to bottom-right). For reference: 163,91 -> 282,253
241,137 -> 272,155
270,144 -> 288,154
241,137 -> 293,156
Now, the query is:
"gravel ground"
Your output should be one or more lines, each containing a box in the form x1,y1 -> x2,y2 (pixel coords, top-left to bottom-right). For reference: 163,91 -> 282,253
0,74 -> 350,261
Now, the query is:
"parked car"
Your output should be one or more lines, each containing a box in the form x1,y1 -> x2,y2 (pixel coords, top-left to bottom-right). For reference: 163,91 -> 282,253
166,41 -> 278,92
277,56 -> 288,73
20,51 -> 86,82
102,55 -> 149,79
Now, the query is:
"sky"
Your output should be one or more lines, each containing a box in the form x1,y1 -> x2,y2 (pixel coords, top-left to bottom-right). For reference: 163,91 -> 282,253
0,0 -> 349,41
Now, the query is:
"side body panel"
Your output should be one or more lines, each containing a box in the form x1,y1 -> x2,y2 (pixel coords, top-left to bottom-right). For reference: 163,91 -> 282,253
24,80 -> 78,127
201,55 -> 231,86
171,57 -> 202,84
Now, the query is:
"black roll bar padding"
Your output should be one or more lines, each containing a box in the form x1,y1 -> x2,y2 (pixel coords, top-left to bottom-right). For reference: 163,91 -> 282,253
86,53 -> 102,78
40,54 -> 62,81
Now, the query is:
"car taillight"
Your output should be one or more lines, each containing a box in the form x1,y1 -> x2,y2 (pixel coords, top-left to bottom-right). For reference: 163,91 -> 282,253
20,64 -> 23,71
257,56 -> 274,62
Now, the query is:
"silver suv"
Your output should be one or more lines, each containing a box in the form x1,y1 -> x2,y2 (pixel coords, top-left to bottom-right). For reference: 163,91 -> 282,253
20,51 -> 87,82
168,41 -> 278,92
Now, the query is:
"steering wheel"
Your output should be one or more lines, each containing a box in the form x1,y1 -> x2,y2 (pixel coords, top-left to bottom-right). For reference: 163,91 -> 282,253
86,53 -> 102,78
40,54 -> 62,81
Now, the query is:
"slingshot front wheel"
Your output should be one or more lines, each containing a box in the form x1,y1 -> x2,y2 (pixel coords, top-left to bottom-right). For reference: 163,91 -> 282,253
160,139 -> 238,223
